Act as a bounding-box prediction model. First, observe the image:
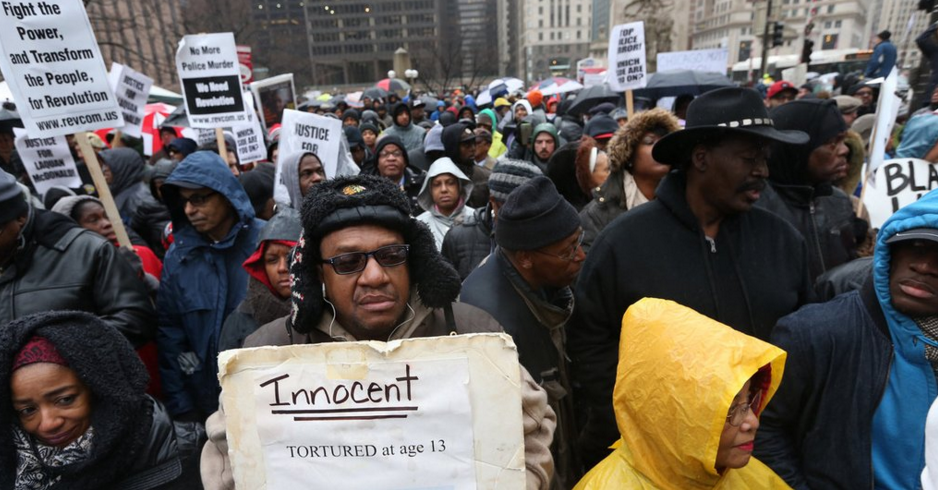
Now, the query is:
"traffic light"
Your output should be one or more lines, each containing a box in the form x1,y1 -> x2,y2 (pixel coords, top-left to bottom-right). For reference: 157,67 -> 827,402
802,39 -> 815,64
772,22 -> 784,48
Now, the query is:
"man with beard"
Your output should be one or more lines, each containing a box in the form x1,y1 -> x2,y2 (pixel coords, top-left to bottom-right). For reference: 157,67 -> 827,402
383,102 -> 425,153
756,99 -> 860,283
568,87 -> 815,468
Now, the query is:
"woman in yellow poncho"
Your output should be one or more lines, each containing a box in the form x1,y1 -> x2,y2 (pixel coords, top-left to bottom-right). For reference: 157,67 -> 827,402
574,298 -> 792,490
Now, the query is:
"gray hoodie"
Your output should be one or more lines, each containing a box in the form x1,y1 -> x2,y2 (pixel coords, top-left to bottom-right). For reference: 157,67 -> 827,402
416,157 -> 474,249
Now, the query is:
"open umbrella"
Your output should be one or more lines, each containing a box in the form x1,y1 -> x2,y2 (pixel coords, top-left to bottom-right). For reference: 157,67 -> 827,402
541,80 -> 584,96
531,77 -> 572,92
143,103 -> 177,155
634,70 -> 734,100
488,77 -> 525,97
0,101 -> 22,132
162,104 -> 189,128
363,87 -> 389,100
567,84 -> 621,116
375,78 -> 411,97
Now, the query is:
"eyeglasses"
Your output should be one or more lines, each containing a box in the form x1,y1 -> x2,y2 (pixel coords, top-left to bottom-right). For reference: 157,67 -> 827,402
534,231 -> 585,262
379,149 -> 403,158
726,389 -> 763,427
179,190 -> 217,207
322,244 -> 410,275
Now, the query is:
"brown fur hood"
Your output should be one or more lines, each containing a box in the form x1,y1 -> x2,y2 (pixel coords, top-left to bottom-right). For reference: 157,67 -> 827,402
606,108 -> 681,173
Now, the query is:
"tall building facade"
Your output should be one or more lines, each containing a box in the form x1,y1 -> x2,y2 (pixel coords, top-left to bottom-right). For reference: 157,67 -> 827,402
519,0 -> 593,82
691,0 -> 871,66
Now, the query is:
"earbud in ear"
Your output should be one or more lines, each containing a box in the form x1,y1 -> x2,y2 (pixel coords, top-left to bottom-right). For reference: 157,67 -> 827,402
322,283 -> 326,298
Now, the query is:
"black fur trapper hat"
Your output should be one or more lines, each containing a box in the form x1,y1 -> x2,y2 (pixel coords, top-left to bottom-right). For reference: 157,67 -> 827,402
289,174 -> 462,333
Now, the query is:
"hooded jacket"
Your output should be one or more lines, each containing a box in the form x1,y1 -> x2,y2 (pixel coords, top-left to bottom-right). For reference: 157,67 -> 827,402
569,171 -> 813,469
758,100 -> 858,283
755,188 -> 938,489
416,157 -> 475,249
442,122 -> 491,208
508,119 -> 559,172
156,151 -> 264,417
277,150 -> 316,209
218,208 -> 301,352
382,101 -> 426,153
0,311 -> 204,490
362,136 -> 424,215
579,109 -> 681,254
479,108 -> 508,158
574,299 -> 790,490
101,148 -> 172,255
441,204 -> 494,280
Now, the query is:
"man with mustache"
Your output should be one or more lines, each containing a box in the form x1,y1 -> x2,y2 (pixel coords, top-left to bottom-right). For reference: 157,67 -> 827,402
567,87 -> 815,469
756,99 -> 861,283
755,192 -> 938,489
200,174 -> 557,490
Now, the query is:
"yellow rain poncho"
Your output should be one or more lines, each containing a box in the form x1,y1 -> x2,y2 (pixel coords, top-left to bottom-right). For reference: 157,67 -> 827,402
574,298 -> 791,490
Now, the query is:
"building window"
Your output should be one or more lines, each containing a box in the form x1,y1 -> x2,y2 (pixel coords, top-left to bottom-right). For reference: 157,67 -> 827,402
827,4 -> 834,13
824,21 -> 831,28
539,32 -> 543,41
835,20 -> 842,27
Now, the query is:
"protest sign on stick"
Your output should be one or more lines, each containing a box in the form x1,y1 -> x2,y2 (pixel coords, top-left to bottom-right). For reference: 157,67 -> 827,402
108,62 -> 153,138
607,21 -> 647,118
13,128 -> 81,196
219,333 -> 525,489
858,68 -> 901,218
75,132 -> 133,248
656,48 -> 728,74
175,33 -> 248,129
862,158 -> 938,228
233,91 -> 266,164
0,0 -> 123,137
274,109 -> 342,205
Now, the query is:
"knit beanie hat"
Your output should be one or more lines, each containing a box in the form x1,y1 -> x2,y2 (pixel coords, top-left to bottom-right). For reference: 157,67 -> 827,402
527,90 -> 544,108
495,176 -> 581,250
360,122 -> 380,137
288,174 -> 461,333
424,124 -> 445,152
0,168 -> 27,225
488,159 -> 543,203
13,336 -> 68,371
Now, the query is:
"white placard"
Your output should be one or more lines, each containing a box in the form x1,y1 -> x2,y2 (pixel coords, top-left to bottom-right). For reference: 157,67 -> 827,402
0,0 -> 123,137
863,158 -> 938,228
607,22 -> 647,92
584,73 -> 607,88
219,334 -> 525,489
656,48 -> 728,74
175,33 -> 247,129
867,69 -> 902,175
108,62 -> 153,138
13,127 -> 81,196
274,109 -> 342,204
233,91 -> 266,164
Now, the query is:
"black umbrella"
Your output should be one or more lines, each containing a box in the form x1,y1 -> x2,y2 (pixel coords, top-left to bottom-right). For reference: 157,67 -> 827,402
634,70 -> 734,100
420,95 -> 439,108
0,102 -> 22,131
567,85 -> 621,116
363,87 -> 388,100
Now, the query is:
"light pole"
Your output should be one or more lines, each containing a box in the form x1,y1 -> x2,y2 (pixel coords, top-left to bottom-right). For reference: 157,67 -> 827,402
760,0 -> 774,78
405,69 -> 419,95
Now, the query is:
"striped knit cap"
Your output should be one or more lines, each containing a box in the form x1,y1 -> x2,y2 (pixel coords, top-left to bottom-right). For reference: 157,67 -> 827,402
487,158 -> 543,203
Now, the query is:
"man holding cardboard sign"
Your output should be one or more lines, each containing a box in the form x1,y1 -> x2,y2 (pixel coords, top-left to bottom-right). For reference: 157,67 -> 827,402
201,174 -> 556,489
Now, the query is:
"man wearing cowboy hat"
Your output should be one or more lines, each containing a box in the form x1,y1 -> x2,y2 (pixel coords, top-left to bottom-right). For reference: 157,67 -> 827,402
567,87 -> 816,468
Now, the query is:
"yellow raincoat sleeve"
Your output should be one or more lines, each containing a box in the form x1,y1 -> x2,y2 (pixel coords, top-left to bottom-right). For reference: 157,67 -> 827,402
574,298 -> 792,490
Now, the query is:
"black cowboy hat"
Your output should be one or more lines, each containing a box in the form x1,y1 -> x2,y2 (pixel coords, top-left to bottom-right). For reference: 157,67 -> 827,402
652,87 -> 809,166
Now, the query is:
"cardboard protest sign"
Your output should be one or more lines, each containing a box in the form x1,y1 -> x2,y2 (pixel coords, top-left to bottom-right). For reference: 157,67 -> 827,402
219,333 -> 525,489
607,22 -> 647,92
13,127 -> 81,196
108,63 -> 153,138
863,158 -> 938,228
233,91 -> 266,164
274,109 -> 342,205
656,48 -> 728,74
867,69 -> 901,176
175,33 -> 247,129
250,73 -> 296,132
0,0 -> 123,137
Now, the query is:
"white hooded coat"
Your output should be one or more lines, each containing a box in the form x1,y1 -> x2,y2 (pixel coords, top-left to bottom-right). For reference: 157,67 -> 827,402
416,157 -> 474,249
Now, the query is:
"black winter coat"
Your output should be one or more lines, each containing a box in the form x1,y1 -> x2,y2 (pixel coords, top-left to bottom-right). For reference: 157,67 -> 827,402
0,210 -> 155,347
579,170 -> 628,255
441,205 -> 494,280
756,182 -> 858,283
754,279 -> 890,490
567,171 -> 813,469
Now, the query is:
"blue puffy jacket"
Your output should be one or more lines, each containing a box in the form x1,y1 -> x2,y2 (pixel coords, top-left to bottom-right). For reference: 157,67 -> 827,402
156,151 -> 263,417
865,40 -> 897,79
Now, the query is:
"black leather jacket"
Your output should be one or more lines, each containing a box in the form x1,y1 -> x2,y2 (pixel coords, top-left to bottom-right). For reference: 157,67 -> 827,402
0,209 -> 155,347
440,204 -> 494,280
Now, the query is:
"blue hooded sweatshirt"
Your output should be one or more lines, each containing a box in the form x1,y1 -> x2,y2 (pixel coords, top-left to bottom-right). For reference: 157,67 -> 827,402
872,188 -> 938,489
156,151 -> 263,416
